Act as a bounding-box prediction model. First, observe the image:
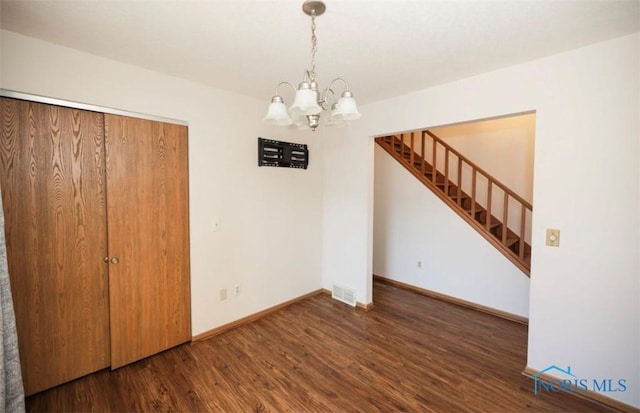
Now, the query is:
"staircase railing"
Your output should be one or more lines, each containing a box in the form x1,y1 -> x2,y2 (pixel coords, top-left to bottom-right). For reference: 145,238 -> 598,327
376,130 -> 532,275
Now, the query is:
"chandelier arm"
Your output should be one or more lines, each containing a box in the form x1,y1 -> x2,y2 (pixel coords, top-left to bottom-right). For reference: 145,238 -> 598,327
319,88 -> 337,110
327,77 -> 350,93
275,81 -> 297,97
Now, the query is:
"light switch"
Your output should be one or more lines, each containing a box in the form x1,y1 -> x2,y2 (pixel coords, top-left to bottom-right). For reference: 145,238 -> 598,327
546,229 -> 560,247
212,219 -> 221,232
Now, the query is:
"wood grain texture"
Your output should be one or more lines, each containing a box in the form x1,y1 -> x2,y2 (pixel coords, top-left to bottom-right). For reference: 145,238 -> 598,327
104,114 -> 191,368
26,280 -> 614,412
374,275 -> 528,325
0,97 -> 110,395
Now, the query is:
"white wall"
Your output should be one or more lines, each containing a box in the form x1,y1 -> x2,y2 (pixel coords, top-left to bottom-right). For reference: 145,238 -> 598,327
323,33 -> 639,407
321,120 -> 374,305
0,30 -> 324,336
373,145 -> 530,316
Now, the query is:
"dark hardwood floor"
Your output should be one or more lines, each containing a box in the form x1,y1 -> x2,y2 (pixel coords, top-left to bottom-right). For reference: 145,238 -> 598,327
26,280 -> 613,412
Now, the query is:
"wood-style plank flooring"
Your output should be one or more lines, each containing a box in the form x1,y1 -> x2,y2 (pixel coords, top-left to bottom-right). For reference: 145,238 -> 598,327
26,280 -> 612,412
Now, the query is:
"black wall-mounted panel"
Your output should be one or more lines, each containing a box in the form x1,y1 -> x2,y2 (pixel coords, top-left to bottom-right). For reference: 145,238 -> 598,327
258,137 -> 309,169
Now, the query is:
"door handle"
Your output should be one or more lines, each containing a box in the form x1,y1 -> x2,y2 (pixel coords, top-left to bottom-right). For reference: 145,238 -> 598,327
110,257 -> 120,264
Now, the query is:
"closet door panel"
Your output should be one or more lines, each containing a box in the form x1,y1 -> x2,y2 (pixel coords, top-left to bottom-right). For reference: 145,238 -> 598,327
105,114 -> 190,368
0,98 -> 110,395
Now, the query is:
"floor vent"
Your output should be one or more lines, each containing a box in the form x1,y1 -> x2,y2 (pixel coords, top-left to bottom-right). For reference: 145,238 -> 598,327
332,283 -> 356,307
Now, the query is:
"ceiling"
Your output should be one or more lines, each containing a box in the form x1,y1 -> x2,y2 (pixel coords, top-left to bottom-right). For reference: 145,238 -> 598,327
1,0 -> 639,105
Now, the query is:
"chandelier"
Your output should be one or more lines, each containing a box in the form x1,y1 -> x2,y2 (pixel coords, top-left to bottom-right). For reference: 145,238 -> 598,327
263,0 -> 361,132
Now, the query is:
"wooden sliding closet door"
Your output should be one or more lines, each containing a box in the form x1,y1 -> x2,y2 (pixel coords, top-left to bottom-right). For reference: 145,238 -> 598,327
0,98 -> 110,395
104,114 -> 191,368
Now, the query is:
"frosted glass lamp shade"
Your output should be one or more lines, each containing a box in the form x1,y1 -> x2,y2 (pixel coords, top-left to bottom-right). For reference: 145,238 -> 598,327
331,92 -> 361,121
290,112 -> 309,130
290,83 -> 322,116
263,97 -> 293,126
326,104 -> 345,128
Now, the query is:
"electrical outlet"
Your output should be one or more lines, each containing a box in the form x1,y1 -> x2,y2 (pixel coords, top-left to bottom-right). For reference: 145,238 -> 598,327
234,284 -> 240,296
219,288 -> 227,301
417,260 -> 422,268
546,229 -> 560,247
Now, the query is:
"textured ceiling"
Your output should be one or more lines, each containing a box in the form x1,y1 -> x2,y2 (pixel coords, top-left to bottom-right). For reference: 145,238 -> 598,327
1,0 -> 639,105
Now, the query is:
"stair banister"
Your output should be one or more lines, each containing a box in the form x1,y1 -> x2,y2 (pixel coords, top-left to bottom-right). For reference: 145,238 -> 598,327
425,130 -> 532,210
376,130 -> 533,276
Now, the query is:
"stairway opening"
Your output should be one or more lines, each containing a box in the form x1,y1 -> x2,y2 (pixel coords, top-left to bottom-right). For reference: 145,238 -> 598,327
372,112 -> 535,317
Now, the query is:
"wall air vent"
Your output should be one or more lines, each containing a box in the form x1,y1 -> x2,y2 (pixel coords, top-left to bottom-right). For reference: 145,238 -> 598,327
332,283 -> 356,307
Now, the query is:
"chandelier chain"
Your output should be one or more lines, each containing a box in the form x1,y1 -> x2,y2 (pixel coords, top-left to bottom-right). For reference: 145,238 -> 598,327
310,14 -> 317,81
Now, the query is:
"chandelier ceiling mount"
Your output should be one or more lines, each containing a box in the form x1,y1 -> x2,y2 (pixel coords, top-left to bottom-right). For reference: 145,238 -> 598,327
302,1 -> 326,17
